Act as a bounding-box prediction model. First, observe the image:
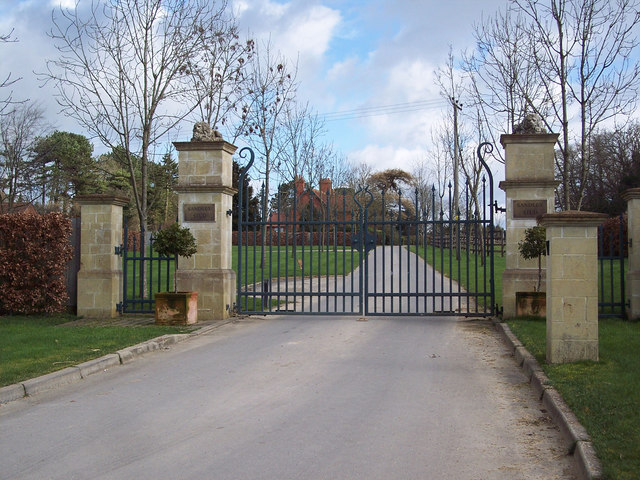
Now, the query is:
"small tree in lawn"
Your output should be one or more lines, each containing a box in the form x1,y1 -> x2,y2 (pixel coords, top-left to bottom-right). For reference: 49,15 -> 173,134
518,226 -> 546,292
152,224 -> 197,293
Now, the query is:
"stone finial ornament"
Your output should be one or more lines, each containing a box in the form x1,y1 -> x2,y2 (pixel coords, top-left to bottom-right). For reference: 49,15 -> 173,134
513,113 -> 547,134
191,122 -> 223,142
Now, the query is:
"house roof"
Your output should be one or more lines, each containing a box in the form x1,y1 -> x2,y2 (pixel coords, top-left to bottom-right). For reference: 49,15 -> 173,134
0,202 -> 39,215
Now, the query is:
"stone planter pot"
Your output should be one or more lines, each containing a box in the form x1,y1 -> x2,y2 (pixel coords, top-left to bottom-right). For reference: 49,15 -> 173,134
515,291 -> 546,317
154,292 -> 198,325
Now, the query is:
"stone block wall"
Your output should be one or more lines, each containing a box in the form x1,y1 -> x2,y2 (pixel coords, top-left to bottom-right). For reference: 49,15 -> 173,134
76,195 -> 128,318
540,211 -> 607,363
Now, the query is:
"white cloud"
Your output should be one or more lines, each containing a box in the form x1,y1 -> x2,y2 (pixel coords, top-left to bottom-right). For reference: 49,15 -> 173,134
236,1 -> 340,63
348,144 -> 426,174
50,0 -> 75,9
277,5 -> 341,59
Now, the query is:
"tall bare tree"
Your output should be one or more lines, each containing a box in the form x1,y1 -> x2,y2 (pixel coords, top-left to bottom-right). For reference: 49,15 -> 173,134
464,8 -> 553,162
43,0 -> 229,232
189,14 -> 255,140
241,40 -> 298,201
435,48 -> 465,220
472,0 -> 640,209
275,101 -> 324,183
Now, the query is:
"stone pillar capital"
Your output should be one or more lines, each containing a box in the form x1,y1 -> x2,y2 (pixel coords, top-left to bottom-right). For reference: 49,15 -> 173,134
500,133 -> 560,147
621,187 -> 640,201
173,140 -> 238,155
538,210 -> 607,228
75,194 -> 129,207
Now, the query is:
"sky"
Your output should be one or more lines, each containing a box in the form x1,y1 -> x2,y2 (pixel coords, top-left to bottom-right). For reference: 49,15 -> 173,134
0,0 -> 510,187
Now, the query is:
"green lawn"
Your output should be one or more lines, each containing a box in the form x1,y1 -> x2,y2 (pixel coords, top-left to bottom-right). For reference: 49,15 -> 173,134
123,253 -> 174,298
411,245 -> 505,309
0,315 -> 192,387
413,243 -> 624,316
233,245 -> 361,287
507,317 -> 640,480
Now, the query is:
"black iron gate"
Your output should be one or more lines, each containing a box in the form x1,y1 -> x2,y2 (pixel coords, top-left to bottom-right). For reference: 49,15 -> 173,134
116,223 -> 174,314
236,143 -> 496,317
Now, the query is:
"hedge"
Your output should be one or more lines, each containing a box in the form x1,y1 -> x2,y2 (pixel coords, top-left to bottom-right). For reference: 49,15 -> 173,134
0,213 -> 72,314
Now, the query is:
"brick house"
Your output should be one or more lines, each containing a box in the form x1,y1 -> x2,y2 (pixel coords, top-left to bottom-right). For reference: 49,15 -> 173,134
266,177 -> 353,229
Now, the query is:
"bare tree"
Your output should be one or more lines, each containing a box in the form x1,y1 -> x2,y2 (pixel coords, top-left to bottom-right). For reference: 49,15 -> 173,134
189,14 -> 255,140
43,0 -> 229,232
435,48 -> 465,220
0,30 -> 21,116
568,0 -> 640,209
345,161 -> 373,191
0,103 -> 48,209
241,40 -> 298,201
275,101 -> 324,183
428,122 -> 453,217
464,8 -> 553,162
472,0 -> 640,209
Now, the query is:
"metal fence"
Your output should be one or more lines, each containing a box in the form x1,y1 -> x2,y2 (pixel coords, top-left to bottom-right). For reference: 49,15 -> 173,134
598,214 -> 627,318
116,223 -> 174,314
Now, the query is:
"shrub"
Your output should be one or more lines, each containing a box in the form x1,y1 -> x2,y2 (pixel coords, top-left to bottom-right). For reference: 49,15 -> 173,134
0,213 -> 73,314
518,226 -> 546,292
152,223 -> 197,292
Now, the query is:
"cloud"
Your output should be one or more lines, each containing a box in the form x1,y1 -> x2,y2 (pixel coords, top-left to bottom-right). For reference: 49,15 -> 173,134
347,144 -> 426,174
234,0 -> 340,61
278,5 -> 340,59
50,0 -> 75,8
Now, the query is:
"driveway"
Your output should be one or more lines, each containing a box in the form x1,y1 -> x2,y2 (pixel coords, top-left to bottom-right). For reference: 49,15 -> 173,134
0,315 -> 576,479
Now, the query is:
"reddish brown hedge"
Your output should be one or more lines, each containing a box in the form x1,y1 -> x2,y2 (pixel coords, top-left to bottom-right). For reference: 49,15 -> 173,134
0,213 -> 73,314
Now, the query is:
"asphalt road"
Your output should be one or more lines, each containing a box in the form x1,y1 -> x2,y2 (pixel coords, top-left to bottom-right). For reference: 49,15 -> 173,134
1,315 -> 576,480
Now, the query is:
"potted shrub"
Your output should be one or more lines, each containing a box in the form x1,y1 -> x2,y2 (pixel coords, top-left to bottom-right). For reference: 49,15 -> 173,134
152,223 -> 198,325
516,225 -> 547,316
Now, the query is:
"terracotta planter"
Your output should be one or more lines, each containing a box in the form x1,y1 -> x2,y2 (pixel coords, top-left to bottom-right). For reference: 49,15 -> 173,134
516,291 -> 546,317
154,292 -> 198,325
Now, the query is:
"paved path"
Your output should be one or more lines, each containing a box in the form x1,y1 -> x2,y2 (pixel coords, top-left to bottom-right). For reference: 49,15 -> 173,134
250,246 -> 477,315
1,316 -> 576,479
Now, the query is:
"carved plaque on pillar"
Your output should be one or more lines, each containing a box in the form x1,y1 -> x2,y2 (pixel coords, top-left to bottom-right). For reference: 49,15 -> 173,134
184,204 -> 216,222
512,200 -> 546,219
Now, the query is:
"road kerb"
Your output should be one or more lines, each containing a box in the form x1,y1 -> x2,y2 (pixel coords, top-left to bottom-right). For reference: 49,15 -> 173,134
0,383 -> 26,404
492,319 -> 603,480
22,367 -> 83,397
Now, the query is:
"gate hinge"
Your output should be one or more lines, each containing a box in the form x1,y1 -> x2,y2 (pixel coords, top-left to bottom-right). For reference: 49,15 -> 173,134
116,302 -> 123,314
115,244 -> 124,256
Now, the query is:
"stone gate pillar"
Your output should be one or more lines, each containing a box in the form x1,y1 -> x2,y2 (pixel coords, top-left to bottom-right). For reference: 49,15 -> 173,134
622,188 -> 640,320
76,194 -> 128,318
173,137 -> 237,321
499,132 -> 559,318
539,211 -> 607,363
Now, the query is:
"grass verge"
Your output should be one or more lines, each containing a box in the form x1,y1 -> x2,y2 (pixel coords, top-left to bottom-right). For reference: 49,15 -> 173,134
0,314 -> 193,387
506,317 -> 640,480
411,245 -> 505,308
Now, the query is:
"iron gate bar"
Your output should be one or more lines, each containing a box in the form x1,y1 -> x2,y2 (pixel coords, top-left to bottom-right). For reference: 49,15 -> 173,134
598,214 -> 627,318
118,223 -> 173,314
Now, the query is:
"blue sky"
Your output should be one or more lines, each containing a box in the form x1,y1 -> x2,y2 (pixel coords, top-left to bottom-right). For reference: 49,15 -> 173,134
0,0 -> 509,177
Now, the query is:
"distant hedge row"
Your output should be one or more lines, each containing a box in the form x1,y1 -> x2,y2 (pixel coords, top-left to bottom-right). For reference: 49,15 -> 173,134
0,213 -> 72,314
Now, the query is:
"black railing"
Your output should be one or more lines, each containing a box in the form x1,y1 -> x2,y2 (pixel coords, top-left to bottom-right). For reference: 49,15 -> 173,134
116,223 -> 174,314
598,214 -> 627,318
